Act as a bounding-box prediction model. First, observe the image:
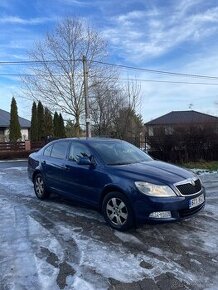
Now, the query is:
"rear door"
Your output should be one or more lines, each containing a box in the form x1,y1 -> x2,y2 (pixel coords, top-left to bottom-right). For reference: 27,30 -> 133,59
42,140 -> 70,193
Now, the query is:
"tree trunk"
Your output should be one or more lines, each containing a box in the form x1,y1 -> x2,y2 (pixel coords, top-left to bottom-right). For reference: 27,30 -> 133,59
74,113 -> 80,137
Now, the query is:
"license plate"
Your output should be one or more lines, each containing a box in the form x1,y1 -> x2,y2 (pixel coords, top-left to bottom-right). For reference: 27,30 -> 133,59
189,194 -> 205,209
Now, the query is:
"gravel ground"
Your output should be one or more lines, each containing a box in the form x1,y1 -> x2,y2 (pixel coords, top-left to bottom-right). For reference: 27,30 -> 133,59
0,161 -> 217,290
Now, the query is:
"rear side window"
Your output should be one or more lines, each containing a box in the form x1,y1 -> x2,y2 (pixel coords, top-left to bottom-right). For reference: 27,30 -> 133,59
69,143 -> 91,162
50,141 -> 69,159
43,144 -> 53,156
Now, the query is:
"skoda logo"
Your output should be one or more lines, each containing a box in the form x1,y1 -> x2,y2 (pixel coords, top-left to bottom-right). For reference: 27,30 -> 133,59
189,178 -> 196,186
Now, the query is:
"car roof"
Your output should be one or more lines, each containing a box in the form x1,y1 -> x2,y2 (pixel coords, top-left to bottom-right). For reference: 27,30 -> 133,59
48,137 -> 123,145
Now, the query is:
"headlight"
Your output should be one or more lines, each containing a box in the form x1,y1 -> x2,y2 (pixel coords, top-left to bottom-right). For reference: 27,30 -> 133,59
135,181 -> 176,197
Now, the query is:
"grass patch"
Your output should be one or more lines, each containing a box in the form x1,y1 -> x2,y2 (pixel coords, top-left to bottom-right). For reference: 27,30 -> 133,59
182,161 -> 218,171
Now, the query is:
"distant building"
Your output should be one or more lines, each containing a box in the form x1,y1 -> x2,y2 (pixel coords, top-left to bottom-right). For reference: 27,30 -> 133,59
145,110 -> 218,138
0,108 -> 31,142
144,110 -> 218,161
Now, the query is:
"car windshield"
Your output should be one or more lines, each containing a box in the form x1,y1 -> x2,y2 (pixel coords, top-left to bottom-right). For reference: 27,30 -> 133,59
91,140 -> 152,165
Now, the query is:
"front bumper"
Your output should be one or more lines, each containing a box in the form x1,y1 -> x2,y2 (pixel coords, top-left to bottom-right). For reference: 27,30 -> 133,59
133,188 -> 206,224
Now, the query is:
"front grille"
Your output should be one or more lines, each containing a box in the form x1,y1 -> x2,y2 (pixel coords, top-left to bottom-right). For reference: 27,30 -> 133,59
179,203 -> 205,218
176,179 -> 201,195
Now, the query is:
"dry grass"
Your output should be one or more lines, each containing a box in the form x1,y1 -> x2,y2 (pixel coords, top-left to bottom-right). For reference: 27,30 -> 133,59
182,161 -> 218,171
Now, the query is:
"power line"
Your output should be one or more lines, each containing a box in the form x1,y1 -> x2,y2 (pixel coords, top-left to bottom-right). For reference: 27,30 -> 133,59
1,73 -> 218,86
120,78 -> 218,86
0,59 -> 81,65
92,60 -> 218,80
1,57 -> 218,81
86,75 -> 218,86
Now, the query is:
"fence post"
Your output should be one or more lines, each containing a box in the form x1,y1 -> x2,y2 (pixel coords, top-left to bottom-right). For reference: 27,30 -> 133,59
25,140 -> 31,151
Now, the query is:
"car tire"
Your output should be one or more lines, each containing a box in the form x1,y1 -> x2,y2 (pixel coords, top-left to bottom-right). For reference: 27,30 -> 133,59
102,191 -> 134,231
34,173 -> 50,200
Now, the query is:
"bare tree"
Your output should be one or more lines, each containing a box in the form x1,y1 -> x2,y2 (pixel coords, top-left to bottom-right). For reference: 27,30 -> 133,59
113,80 -> 142,143
22,18 -> 110,136
90,83 -> 125,136
124,79 -> 141,110
90,79 -> 142,140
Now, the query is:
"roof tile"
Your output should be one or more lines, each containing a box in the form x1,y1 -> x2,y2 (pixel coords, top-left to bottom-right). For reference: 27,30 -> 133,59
145,110 -> 218,125
0,108 -> 31,128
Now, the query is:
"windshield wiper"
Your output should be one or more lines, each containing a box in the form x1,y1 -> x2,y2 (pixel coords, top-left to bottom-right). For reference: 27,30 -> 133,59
107,162 -> 130,165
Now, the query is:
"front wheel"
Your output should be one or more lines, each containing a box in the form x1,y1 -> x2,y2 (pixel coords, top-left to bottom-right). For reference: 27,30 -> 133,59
102,192 -> 134,231
34,173 -> 50,200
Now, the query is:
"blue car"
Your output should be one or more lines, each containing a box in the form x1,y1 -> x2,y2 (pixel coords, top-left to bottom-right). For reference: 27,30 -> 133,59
28,138 -> 206,231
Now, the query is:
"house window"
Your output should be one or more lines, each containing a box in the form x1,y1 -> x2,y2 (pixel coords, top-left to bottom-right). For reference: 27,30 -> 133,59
148,127 -> 154,136
0,129 -> 4,142
165,126 -> 174,135
22,134 -> 27,141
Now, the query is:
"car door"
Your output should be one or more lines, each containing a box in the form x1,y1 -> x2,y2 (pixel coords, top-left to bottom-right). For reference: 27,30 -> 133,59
62,141 -> 109,206
42,140 -> 70,193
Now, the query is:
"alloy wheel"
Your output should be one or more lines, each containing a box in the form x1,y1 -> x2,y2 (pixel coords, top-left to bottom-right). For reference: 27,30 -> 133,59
35,176 -> 44,198
106,197 -> 128,226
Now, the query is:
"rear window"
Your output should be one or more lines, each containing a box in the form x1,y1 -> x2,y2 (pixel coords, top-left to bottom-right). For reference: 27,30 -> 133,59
43,144 -> 53,156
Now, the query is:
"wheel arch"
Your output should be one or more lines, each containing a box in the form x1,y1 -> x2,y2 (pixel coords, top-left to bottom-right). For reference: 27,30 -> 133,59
101,185 -> 136,230
99,185 -> 129,210
32,170 -> 42,182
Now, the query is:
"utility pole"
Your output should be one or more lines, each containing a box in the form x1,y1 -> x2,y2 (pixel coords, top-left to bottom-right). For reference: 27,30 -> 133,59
82,55 -> 91,138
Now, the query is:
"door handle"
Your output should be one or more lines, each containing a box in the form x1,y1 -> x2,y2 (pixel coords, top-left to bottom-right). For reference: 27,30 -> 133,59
65,165 -> 70,171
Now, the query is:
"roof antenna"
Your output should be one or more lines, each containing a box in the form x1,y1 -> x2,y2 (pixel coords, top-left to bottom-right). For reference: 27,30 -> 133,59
189,103 -> 193,110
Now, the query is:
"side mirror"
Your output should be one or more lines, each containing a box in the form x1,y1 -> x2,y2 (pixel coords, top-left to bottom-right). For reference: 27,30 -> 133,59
77,156 -> 96,166
77,156 -> 91,165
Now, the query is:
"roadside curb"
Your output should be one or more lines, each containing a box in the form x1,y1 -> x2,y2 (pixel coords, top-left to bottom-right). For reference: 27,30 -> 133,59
0,159 -> 27,163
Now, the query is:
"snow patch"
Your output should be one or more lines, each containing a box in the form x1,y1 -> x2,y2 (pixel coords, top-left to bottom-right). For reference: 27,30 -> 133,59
71,276 -> 96,290
58,225 -> 196,286
191,168 -> 218,175
4,166 -> 27,171
114,231 -> 143,245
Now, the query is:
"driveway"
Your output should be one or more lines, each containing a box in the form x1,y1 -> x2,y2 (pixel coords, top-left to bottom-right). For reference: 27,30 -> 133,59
0,161 -> 217,290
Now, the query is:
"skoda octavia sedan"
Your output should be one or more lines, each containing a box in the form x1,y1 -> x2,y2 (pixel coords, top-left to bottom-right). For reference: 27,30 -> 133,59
28,138 -> 205,231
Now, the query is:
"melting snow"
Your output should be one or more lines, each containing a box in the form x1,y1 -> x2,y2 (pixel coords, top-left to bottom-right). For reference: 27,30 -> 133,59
0,165 -> 218,290
114,231 -> 143,245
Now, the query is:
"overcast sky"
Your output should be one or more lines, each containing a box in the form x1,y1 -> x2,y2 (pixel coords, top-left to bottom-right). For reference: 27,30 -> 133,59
0,0 -> 218,122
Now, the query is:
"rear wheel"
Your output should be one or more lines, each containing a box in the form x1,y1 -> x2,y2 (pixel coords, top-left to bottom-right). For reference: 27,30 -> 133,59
34,173 -> 50,200
102,192 -> 134,231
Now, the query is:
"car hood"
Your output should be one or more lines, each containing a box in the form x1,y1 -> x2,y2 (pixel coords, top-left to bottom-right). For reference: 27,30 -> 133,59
108,160 -> 195,185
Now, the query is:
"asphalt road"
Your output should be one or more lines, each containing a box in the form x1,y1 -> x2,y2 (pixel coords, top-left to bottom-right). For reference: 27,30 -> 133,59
0,159 -> 27,168
0,161 -> 217,290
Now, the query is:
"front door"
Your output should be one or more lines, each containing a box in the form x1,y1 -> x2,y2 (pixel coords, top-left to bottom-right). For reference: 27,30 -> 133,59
62,142 -> 108,206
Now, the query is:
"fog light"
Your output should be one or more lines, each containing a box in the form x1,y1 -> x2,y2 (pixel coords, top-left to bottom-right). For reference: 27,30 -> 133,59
149,211 -> 172,219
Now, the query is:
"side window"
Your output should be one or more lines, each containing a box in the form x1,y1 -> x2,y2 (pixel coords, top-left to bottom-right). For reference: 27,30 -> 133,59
148,127 -> 154,136
43,144 -> 53,157
165,126 -> 174,135
50,141 -> 69,159
69,143 -> 91,162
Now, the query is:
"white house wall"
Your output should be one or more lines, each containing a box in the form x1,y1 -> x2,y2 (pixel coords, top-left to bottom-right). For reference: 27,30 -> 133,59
4,128 -> 29,141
